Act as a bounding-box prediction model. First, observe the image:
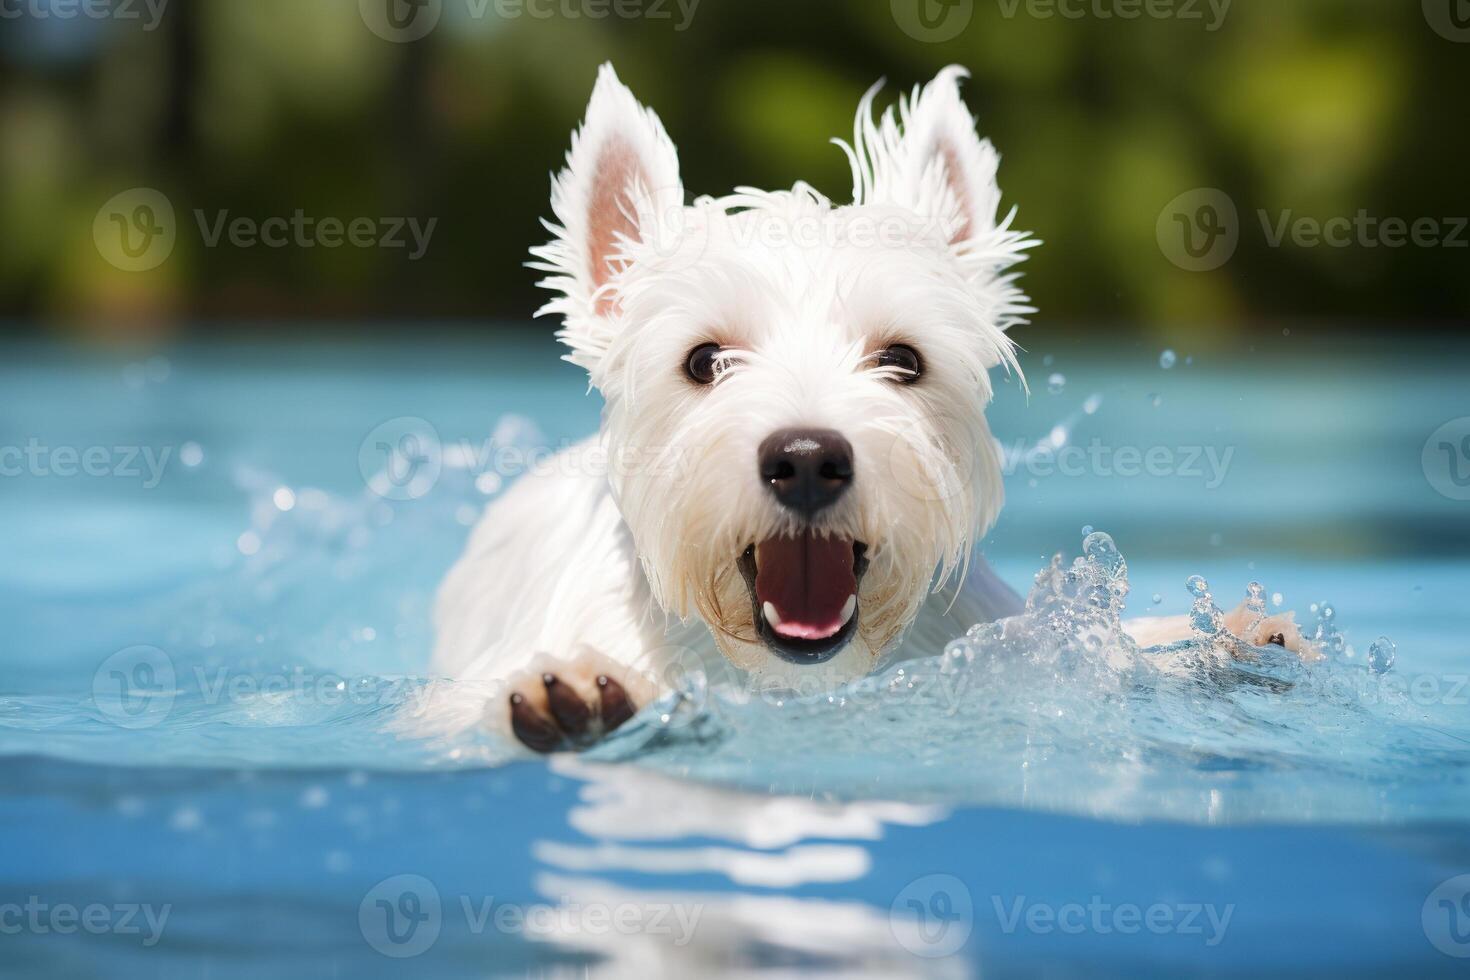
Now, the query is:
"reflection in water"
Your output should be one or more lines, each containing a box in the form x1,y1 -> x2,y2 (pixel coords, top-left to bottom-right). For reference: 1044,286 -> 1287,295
524,759 -> 967,976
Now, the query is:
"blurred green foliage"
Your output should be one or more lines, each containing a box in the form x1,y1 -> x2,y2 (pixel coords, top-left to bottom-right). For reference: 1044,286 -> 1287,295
0,0 -> 1465,342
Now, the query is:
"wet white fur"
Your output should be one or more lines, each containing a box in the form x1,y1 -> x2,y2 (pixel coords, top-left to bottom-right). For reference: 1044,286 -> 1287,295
434,64 -> 1204,739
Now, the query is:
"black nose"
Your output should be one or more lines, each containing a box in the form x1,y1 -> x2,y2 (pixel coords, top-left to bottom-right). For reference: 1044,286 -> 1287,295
758,428 -> 854,518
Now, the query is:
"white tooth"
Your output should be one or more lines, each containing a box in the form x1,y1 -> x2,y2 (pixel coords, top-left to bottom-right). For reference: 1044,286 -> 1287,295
840,594 -> 857,625
762,602 -> 782,628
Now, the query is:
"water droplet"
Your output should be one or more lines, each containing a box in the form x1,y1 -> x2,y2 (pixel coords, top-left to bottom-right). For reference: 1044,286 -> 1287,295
1319,603 -> 1335,622
1083,530 -> 1126,579
1159,349 -> 1177,369
1042,354 -> 1054,367
1245,582 -> 1266,614
180,442 -> 205,468
1047,372 -> 1066,394
1149,393 -> 1163,408
1082,393 -> 1103,415
1186,575 -> 1210,598
1081,524 -> 1094,536
1271,591 -> 1283,608
1367,636 -> 1396,674
1152,593 -> 1163,605
1191,602 -> 1222,636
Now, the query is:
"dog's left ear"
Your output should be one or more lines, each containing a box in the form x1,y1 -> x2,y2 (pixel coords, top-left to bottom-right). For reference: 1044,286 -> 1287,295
877,66 -> 1006,249
531,63 -> 684,379
847,66 -> 1036,336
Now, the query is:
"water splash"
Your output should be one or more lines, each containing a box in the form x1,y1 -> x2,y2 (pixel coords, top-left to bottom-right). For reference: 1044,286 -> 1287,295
585,529 -> 1464,824
1367,636 -> 1396,674
1,427 -> 1451,824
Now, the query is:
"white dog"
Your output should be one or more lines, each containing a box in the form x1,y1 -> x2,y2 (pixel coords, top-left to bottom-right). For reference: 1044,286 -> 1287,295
433,64 -> 1309,752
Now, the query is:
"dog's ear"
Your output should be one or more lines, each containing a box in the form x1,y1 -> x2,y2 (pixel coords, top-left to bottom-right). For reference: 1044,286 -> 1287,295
844,66 -> 1037,338
882,66 -> 1004,249
531,63 -> 683,378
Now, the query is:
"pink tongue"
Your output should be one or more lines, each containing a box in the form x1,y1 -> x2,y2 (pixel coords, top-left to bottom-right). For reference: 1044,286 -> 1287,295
754,535 -> 856,640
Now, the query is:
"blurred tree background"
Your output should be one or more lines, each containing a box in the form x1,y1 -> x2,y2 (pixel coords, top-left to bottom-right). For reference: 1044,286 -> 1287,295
0,0 -> 1465,345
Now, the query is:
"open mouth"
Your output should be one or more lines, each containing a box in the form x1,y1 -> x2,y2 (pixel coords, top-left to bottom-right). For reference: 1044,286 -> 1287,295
737,536 -> 870,665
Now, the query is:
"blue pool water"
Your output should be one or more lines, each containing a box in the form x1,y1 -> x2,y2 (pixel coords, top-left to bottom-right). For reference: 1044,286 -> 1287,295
2,329 -> 1468,977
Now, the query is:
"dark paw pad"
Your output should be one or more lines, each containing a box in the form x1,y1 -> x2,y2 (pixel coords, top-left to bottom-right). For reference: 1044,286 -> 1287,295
508,672 -> 638,753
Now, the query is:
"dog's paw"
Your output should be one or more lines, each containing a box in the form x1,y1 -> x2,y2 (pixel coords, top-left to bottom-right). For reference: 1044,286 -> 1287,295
1220,603 -> 1324,662
506,670 -> 638,754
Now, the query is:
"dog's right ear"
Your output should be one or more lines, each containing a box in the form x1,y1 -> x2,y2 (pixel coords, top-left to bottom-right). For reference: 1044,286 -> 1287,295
530,63 -> 684,380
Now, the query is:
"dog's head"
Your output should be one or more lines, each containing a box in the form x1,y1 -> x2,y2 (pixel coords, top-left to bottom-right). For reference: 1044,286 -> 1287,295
532,64 -> 1035,684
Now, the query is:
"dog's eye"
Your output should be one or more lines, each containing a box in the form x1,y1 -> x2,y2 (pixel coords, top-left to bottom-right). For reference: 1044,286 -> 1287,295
685,343 -> 723,385
874,344 -> 922,383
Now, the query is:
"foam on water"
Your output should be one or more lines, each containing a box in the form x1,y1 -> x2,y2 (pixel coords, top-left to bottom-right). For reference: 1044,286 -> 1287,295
2,414 -> 1466,826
